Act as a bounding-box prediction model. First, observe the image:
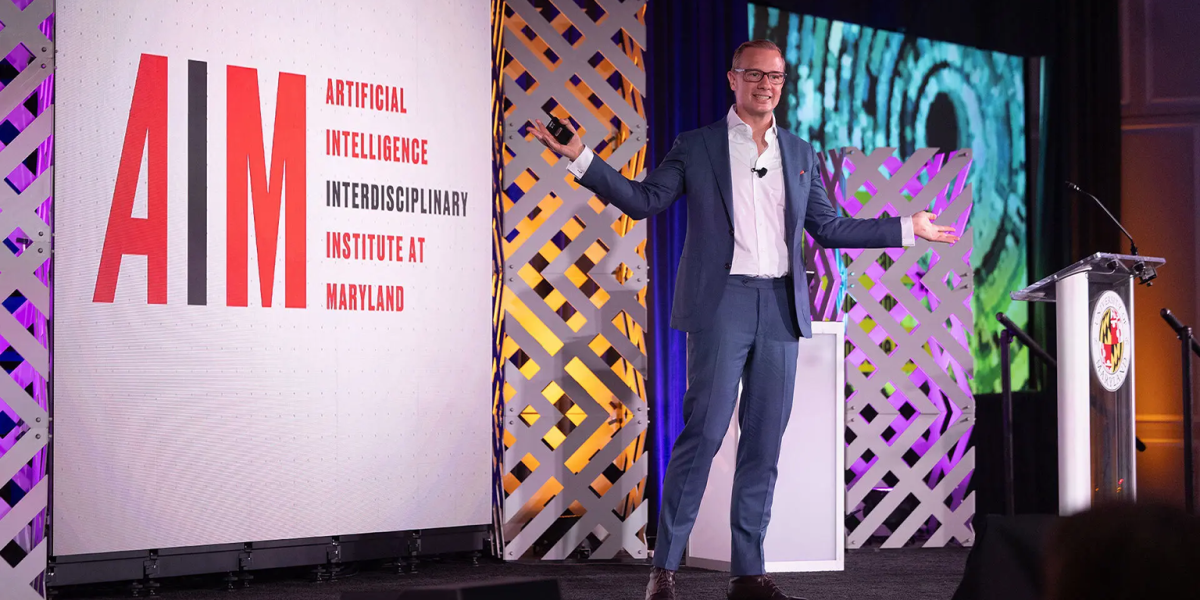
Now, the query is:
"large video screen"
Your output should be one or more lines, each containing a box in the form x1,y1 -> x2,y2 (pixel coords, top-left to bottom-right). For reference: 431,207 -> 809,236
750,6 -> 1029,392
52,0 -> 494,555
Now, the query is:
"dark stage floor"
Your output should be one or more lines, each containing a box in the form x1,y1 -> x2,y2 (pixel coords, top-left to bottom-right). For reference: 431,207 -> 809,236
55,548 -> 970,600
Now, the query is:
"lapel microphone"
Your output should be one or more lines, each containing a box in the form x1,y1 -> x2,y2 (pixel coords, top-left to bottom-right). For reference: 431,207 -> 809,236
751,167 -> 767,178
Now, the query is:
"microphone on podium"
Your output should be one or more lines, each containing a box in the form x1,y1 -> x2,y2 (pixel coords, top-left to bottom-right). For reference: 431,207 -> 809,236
1065,181 -> 1157,286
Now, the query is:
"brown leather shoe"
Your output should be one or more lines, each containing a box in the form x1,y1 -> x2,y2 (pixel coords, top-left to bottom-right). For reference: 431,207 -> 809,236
645,567 -> 676,600
727,575 -> 806,600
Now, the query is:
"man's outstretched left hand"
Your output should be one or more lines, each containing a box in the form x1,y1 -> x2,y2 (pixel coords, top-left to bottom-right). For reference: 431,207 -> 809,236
912,211 -> 960,244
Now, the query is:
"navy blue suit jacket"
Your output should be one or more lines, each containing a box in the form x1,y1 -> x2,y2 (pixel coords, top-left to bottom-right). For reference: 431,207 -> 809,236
577,117 -> 902,337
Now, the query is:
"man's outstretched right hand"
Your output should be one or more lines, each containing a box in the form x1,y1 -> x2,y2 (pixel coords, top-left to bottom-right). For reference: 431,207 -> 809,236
531,118 -> 585,162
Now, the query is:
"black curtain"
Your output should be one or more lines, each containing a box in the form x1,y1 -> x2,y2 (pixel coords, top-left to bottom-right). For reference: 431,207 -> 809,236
1029,0 -> 1124,384
974,391 -> 1061,516
997,0 -> 1123,515
644,0 -> 748,544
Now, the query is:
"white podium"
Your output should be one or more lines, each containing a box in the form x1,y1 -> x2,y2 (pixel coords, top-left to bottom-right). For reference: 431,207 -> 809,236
686,321 -> 846,572
1011,252 -> 1164,515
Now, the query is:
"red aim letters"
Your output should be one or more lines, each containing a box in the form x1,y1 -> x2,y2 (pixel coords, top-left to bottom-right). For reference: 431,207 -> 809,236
92,53 -> 307,308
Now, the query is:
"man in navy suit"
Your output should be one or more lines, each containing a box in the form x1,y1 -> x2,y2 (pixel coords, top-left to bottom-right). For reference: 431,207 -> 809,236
532,40 -> 958,600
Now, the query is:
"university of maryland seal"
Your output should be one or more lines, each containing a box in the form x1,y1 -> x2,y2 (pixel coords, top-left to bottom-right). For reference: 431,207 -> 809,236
1091,291 -> 1131,392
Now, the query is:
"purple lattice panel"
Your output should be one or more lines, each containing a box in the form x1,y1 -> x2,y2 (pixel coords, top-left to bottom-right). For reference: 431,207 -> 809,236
0,0 -> 52,597
830,148 -> 975,549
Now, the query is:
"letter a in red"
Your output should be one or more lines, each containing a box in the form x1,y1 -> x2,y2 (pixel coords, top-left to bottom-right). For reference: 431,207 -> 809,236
93,54 -> 168,304
226,66 -> 306,308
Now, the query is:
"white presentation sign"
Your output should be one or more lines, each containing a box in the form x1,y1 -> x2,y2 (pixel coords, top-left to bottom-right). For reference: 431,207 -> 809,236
52,0 -> 493,555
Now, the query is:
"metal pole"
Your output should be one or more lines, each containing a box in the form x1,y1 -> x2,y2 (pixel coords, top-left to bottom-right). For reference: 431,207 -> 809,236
1184,326 -> 1195,514
1000,330 -> 1015,516
997,312 -> 1058,369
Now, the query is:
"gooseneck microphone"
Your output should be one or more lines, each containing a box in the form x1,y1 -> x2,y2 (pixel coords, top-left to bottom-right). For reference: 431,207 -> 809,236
1065,181 -> 1158,286
752,167 -> 767,178
1065,181 -> 1139,256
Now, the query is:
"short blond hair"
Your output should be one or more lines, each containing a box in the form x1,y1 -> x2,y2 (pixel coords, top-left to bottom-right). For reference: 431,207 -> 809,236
732,39 -> 783,68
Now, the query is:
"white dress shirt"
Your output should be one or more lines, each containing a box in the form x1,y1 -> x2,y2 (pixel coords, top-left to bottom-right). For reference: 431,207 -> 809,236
567,107 -> 915,275
726,105 -> 789,276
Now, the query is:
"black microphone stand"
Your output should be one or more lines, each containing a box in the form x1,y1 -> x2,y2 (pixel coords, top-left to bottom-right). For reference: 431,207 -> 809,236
996,313 -> 1057,516
1161,308 -> 1198,514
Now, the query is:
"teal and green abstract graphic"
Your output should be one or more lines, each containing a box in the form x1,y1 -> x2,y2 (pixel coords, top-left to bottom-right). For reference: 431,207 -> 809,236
750,6 -> 1029,392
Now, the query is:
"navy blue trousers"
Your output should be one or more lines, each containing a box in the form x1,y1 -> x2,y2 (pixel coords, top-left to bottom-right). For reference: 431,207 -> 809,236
653,276 -> 800,576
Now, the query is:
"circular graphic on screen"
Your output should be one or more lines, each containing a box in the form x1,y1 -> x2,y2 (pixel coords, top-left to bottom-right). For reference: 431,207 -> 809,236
1091,291 -> 1131,392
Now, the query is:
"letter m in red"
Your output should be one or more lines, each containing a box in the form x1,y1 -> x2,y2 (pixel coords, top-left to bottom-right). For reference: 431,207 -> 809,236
93,54 -> 168,304
226,66 -> 306,308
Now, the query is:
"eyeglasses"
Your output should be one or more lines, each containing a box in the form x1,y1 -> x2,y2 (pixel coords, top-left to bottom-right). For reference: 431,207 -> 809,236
732,68 -> 785,84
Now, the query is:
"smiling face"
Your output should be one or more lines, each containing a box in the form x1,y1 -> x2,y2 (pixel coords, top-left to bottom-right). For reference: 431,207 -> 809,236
728,46 -> 785,120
